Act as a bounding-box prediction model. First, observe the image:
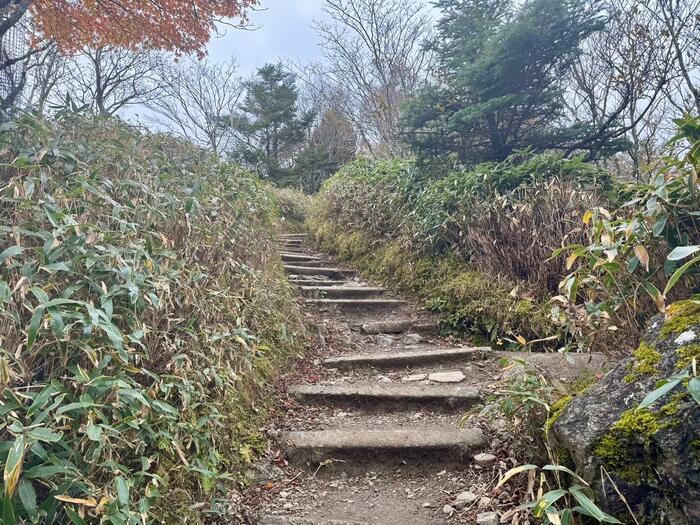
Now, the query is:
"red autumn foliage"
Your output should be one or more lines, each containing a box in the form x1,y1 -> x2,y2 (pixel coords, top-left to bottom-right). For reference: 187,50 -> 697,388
30,0 -> 258,56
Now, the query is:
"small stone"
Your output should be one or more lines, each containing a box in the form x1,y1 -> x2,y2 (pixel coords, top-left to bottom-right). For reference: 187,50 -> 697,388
478,496 -> 492,508
283,503 -> 293,510
436,470 -> 447,476
476,511 -> 499,525
403,333 -> 423,344
428,371 -> 465,383
422,502 -> 434,508
402,373 -> 427,382
376,335 -> 394,347
453,490 -> 478,509
442,504 -> 454,515
279,491 -> 289,498
473,452 -> 498,468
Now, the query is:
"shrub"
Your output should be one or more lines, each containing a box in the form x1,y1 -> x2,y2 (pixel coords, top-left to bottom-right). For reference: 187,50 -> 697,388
555,116 -> 700,352
0,115 -> 304,523
270,186 -> 312,231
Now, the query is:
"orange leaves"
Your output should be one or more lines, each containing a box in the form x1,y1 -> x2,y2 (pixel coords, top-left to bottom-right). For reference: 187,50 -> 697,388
30,0 -> 258,56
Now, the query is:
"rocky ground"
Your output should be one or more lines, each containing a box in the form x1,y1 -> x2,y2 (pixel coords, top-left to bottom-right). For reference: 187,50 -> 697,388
241,234 -> 609,525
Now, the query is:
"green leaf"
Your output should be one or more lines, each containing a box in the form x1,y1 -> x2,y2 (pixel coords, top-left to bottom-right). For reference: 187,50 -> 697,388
533,489 -> 567,517
86,424 -> 102,441
55,402 -> 102,415
0,245 -> 24,264
542,464 -> 589,485
570,488 -> 621,523
652,216 -> 667,236
688,378 -> 700,406
64,506 -> 87,525
115,477 -> 129,506
2,491 -> 15,525
17,479 -> 37,519
27,306 -> 46,351
638,375 -> 687,409
26,427 -> 63,443
664,255 -> 700,296
667,245 -> 700,261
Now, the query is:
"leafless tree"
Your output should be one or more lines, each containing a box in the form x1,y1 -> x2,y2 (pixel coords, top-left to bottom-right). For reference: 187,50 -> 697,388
147,58 -> 245,156
308,0 -> 433,156
22,43 -> 65,114
650,0 -> 700,114
563,0 -> 675,173
61,46 -> 164,115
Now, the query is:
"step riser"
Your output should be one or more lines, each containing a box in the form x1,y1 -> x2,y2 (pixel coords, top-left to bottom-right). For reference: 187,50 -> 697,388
306,299 -> 406,311
323,348 -> 489,369
301,288 -> 387,299
284,266 -> 354,279
281,255 -> 321,263
286,261 -> 324,267
284,428 -> 486,466
291,280 -> 349,287
290,392 -> 481,410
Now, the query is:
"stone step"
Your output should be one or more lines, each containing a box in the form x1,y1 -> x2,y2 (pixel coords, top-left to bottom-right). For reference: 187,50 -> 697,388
281,253 -> 322,262
279,238 -> 303,244
290,279 -> 349,287
284,265 -> 355,279
300,286 -> 387,299
280,233 -> 308,238
283,425 -> 486,464
305,298 -> 407,310
288,383 -> 481,409
323,346 -> 489,369
287,260 -> 325,267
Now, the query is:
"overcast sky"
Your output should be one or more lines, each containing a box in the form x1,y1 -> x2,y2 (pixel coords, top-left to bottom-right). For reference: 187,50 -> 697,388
207,0 -> 331,76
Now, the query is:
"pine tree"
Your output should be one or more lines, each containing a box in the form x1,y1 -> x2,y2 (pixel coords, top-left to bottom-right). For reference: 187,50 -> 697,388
232,63 -> 314,184
402,0 -> 604,164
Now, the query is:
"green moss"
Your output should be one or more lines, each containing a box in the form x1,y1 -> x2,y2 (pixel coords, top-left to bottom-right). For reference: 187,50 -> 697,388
594,395 -> 685,484
309,219 -> 554,345
660,300 -> 700,337
625,341 -> 662,382
676,343 -> 700,369
545,395 -> 573,431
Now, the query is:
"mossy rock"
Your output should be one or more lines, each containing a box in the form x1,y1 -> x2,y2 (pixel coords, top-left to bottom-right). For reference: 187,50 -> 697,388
552,301 -> 700,524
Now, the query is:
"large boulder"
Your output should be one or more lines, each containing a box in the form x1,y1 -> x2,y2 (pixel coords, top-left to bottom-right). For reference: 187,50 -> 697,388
552,300 -> 700,524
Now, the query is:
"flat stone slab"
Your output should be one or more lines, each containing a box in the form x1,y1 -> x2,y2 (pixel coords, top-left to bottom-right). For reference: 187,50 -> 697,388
323,347 -> 489,369
286,260 -> 325,267
290,279 -> 349,287
283,426 -> 486,464
281,253 -> 321,262
361,320 -> 413,334
284,265 -> 355,278
428,371 -> 466,383
288,383 -> 481,408
300,286 -> 387,299
305,298 -> 407,309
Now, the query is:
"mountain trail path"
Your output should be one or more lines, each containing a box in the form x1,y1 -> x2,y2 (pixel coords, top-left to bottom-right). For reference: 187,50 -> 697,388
243,233 -> 608,525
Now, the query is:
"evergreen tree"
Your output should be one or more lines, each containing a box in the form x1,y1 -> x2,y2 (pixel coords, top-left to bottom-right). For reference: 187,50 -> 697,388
232,63 -> 314,184
402,0 -> 604,164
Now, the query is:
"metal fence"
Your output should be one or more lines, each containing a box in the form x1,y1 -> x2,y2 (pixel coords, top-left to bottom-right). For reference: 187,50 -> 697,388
0,21 -> 28,103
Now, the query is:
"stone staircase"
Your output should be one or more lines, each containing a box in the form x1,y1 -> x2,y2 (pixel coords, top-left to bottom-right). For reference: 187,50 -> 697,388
253,233 -> 508,525
252,233 -> 609,524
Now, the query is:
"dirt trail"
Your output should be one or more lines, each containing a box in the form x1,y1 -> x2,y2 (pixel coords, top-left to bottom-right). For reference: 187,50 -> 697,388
245,234 -> 608,525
